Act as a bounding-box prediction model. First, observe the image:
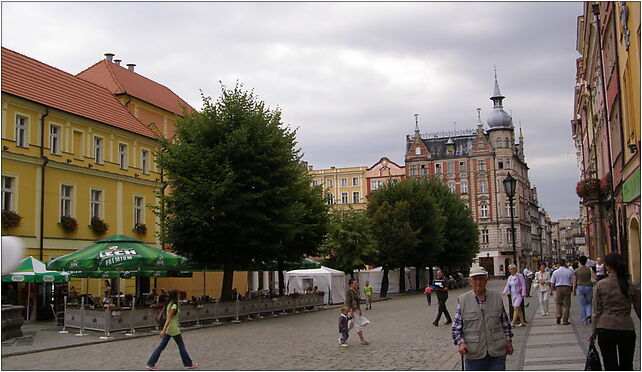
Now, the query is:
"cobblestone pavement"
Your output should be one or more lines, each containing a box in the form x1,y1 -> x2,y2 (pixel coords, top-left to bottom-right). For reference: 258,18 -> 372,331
2,282 -> 485,370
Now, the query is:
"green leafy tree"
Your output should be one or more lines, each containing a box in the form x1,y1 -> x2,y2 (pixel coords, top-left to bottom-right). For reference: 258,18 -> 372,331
322,209 -> 377,278
156,84 -> 322,300
367,178 -> 445,292
425,178 -> 479,272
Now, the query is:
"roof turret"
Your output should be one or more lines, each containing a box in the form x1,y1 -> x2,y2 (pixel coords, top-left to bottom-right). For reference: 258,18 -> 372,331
487,67 -> 513,129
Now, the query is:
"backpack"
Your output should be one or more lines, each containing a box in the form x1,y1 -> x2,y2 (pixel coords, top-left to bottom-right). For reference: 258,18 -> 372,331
156,304 -> 167,328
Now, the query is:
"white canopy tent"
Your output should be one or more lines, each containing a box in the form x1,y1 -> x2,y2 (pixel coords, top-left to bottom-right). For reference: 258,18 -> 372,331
357,267 -> 417,294
285,266 -> 346,304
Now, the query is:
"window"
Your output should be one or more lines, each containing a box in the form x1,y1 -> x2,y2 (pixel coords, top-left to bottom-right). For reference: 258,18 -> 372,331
448,182 -> 455,193
496,138 -> 503,148
435,163 -> 443,174
479,180 -> 487,193
134,196 -> 143,224
50,125 -> 61,155
480,203 -> 488,218
341,178 -> 347,187
481,229 -> 489,244
459,161 -> 467,173
141,149 -> 149,174
461,181 -> 468,194
477,160 -> 486,171
410,165 -> 417,176
94,137 -> 103,164
507,228 -> 513,242
506,204 -> 515,217
478,141 -> 484,149
498,160 -> 504,169
119,144 -> 128,170
353,192 -> 360,204
341,192 -> 348,204
326,193 -> 334,205
352,177 -> 359,186
415,147 -> 421,155
421,164 -> 427,175
15,115 -> 28,147
505,160 -> 510,170
447,162 -> 454,174
61,185 -> 73,217
505,137 -> 510,147
2,176 -> 15,210
327,179 -> 333,188
371,180 -> 384,191
312,180 -> 319,187
90,189 -> 102,218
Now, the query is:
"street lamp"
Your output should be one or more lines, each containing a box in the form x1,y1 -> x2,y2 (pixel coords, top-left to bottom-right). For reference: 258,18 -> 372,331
503,172 -> 518,269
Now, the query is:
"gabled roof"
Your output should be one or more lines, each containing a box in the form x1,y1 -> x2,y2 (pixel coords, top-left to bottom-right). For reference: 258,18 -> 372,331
1,48 -> 156,139
77,59 -> 193,116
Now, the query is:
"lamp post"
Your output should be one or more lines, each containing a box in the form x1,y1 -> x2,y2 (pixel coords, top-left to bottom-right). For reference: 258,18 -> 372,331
503,172 -> 518,269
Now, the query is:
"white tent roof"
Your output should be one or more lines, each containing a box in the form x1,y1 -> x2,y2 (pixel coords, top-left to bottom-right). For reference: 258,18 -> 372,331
287,266 -> 344,275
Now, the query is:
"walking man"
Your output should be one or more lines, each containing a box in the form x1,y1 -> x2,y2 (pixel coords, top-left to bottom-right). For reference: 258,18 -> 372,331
344,278 -> 370,345
573,255 -> 593,325
452,266 -> 514,370
549,258 -> 575,325
363,280 -> 373,310
433,269 -> 452,326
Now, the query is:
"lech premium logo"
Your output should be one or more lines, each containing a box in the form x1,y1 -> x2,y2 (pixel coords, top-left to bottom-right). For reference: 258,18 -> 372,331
98,245 -> 139,266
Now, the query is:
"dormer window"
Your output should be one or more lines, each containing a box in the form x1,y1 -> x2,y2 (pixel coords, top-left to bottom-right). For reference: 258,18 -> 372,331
415,147 -> 421,155
447,144 -> 454,154
478,141 -> 484,149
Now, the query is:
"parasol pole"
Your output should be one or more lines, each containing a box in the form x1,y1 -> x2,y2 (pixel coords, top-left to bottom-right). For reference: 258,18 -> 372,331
26,282 -> 31,320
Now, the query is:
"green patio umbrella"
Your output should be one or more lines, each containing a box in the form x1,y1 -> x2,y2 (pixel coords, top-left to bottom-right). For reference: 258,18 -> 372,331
47,235 -> 191,272
2,256 -> 70,283
66,270 -> 193,279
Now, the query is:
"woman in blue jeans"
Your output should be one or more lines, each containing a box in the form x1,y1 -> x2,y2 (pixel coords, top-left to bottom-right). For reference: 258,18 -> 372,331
147,289 -> 198,370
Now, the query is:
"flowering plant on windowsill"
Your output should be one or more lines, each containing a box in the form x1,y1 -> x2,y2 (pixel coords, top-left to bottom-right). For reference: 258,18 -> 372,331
59,216 -> 78,232
90,216 -> 109,235
1,210 -> 22,229
133,222 -> 147,235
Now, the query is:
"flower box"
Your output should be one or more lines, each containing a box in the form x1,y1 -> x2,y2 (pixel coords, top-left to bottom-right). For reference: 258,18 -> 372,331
59,216 -> 78,232
133,223 -> 147,235
90,216 -> 109,235
2,210 -> 22,229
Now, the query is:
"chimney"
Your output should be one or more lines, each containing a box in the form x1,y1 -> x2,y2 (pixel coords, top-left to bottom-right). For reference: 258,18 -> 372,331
104,53 -> 115,62
308,165 -> 313,171
113,59 -> 122,66
126,63 -> 136,72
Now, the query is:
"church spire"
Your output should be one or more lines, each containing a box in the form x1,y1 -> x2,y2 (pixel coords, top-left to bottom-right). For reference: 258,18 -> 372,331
491,65 -> 505,108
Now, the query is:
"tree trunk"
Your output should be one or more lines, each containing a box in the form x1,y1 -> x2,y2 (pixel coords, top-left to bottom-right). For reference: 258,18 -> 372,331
415,266 -> 420,291
380,267 -> 389,298
277,259 -> 285,296
428,266 -> 434,286
221,261 -> 235,300
349,270 -> 354,280
399,264 -> 406,293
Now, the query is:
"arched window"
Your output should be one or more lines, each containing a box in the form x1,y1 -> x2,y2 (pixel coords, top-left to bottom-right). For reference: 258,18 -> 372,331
480,203 -> 488,218
415,147 -> 421,155
505,137 -> 510,147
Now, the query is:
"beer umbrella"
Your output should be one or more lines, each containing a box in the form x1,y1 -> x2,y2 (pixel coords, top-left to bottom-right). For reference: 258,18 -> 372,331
2,256 -> 70,320
66,270 -> 193,279
47,235 -> 191,272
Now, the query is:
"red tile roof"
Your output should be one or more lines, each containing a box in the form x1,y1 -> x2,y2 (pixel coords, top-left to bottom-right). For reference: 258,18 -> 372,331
1,48 -> 156,139
77,59 -> 193,116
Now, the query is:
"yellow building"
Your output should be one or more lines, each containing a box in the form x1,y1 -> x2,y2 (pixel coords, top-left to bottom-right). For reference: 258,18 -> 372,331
615,2 -> 640,282
1,49 -> 247,314
309,166 -> 368,211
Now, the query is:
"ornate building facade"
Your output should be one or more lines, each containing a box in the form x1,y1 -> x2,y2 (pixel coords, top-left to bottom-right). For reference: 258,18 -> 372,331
404,75 -> 541,276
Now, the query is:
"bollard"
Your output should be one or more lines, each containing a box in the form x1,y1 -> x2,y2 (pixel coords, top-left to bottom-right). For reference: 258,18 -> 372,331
59,295 -> 69,334
232,299 -> 241,323
213,302 -> 221,325
99,308 -> 113,339
125,297 -> 136,336
75,297 -> 87,337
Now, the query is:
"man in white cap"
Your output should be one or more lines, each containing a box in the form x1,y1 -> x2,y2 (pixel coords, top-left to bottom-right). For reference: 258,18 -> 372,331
452,266 -> 514,370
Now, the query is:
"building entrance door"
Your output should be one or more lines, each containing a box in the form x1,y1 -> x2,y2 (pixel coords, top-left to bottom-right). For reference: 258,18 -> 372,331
479,257 -> 494,277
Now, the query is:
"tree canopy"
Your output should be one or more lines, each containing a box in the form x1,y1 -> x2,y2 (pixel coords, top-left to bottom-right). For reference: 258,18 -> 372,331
322,209 -> 377,278
156,84 -> 327,299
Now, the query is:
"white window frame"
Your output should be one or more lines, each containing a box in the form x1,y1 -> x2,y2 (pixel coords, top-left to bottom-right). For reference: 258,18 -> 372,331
506,204 -> 516,217
353,191 -> 360,204
410,165 -> 416,176
140,148 -> 150,174
480,203 -> 488,218
447,162 -> 454,174
448,182 -> 455,193
507,228 -> 513,242
60,184 -> 74,218
478,160 -> 486,171
435,163 -> 443,174
459,161 -> 467,173
118,143 -> 128,170
415,147 -> 421,155
1,175 -> 16,211
352,177 -> 359,186
94,136 -> 104,164
341,178 -> 347,187
15,115 -> 28,148
482,229 -> 489,244
341,192 -> 348,204
134,196 -> 144,224
327,179 -> 333,188
49,124 -> 62,155
479,180 -> 488,193
90,188 -> 103,219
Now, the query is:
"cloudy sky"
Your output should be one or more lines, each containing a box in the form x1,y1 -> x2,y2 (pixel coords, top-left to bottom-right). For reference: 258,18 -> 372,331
2,2 -> 582,219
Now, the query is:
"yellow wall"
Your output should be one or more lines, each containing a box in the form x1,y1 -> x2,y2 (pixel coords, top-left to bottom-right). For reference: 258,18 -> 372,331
155,271 -> 248,299
309,166 -> 367,211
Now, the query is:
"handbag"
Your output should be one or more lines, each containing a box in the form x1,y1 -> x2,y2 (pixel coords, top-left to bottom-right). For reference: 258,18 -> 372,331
584,340 -> 602,370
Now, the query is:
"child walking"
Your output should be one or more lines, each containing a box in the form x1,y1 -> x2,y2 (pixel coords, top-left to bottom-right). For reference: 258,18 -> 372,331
338,306 -> 350,347
146,289 -> 199,370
